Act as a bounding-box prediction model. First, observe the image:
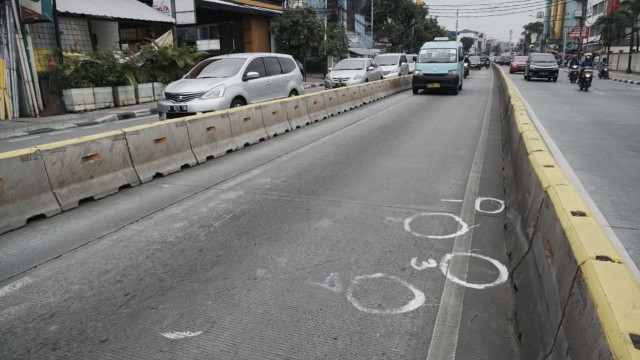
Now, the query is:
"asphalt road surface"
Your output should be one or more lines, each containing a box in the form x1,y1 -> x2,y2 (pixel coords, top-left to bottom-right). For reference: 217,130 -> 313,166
504,68 -> 640,279
0,69 -> 519,359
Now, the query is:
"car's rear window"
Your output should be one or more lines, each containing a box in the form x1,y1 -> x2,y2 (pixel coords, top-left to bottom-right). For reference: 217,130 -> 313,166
514,56 -> 528,62
374,55 -> 400,66
530,54 -> 556,63
334,59 -> 366,70
278,57 -> 297,73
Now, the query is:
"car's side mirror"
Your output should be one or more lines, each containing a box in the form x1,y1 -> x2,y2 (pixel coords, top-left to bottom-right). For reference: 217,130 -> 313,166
328,67 -> 332,72
367,66 -> 374,71
243,71 -> 260,81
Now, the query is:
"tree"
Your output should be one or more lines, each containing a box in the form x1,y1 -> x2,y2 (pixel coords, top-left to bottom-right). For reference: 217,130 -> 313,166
271,5 -> 324,61
620,0 -> 640,72
373,0 -> 422,49
595,12 -> 630,63
321,22 -> 349,60
460,37 -> 475,54
521,21 -> 543,54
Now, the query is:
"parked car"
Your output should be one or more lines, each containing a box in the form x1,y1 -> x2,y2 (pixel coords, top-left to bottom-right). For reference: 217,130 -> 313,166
325,58 -> 383,89
405,53 -> 418,73
374,53 -> 410,78
509,55 -> 528,73
468,55 -> 482,70
499,55 -> 512,65
157,53 -> 305,120
524,52 -> 559,81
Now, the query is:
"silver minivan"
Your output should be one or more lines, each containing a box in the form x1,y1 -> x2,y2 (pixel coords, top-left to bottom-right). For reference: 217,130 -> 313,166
158,53 -> 305,120
324,58 -> 383,89
374,53 -> 410,78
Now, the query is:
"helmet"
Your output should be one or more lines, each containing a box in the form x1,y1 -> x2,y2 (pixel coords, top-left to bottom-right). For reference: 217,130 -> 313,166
585,53 -> 592,59
464,54 -> 469,59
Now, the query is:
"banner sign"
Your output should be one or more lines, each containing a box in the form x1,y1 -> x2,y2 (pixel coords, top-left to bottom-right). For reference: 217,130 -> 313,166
568,26 -> 589,39
153,0 -> 196,24
19,0 -> 54,23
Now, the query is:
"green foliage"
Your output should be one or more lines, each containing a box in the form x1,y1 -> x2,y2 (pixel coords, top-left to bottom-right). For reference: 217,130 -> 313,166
321,22 -> 349,58
373,0 -> 419,48
271,5 -> 324,59
48,43 -> 207,89
460,37 -> 475,53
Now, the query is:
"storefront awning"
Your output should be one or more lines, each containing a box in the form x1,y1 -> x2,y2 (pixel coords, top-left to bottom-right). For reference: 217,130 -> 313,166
198,0 -> 282,17
56,0 -> 175,23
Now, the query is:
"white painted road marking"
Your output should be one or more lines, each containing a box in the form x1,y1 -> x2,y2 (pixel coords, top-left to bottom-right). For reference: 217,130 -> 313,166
402,212 -> 470,240
346,273 -> 426,315
411,258 -> 438,270
0,277 -> 34,298
160,331 -> 203,339
591,90 -> 605,95
440,253 -> 508,290
475,197 -> 505,214
82,124 -> 105,129
427,70 -> 495,360
8,136 -> 39,142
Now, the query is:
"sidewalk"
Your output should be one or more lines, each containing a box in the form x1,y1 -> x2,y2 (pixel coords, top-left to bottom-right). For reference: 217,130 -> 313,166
608,69 -> 640,85
0,75 -> 325,141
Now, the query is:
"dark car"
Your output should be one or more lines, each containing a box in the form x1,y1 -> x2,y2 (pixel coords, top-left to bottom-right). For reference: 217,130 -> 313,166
524,53 -> 559,82
499,55 -> 511,65
468,55 -> 482,70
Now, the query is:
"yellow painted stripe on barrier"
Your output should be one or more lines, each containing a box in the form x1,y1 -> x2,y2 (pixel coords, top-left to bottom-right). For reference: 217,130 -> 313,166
529,152 -> 571,190
122,118 -> 186,133
583,261 -> 640,360
497,66 -> 640,359
0,147 -> 39,160
36,130 -> 125,151
521,131 -> 547,154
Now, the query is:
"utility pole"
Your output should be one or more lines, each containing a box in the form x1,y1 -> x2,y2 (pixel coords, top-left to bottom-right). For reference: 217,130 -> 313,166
577,6 -> 586,59
455,10 -> 459,41
170,0 -> 178,47
371,0 -> 374,52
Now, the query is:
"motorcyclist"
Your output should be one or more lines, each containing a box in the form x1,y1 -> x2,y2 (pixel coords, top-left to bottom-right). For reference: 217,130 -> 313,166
464,55 -> 470,65
579,53 -> 595,79
566,56 -> 579,67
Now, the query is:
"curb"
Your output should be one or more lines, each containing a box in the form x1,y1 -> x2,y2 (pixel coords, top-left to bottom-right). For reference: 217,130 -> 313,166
0,107 -> 158,141
610,78 -> 640,85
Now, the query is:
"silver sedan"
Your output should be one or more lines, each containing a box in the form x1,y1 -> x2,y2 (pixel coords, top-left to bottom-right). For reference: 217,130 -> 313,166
324,58 -> 383,89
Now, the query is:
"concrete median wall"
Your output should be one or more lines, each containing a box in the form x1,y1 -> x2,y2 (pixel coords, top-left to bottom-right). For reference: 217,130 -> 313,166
124,120 -> 197,183
496,64 -> 640,360
38,131 -> 140,211
0,77 -> 410,234
185,111 -> 238,163
0,148 -> 61,234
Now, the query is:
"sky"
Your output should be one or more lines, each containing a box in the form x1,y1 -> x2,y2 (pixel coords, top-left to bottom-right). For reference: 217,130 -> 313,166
425,0 -> 548,43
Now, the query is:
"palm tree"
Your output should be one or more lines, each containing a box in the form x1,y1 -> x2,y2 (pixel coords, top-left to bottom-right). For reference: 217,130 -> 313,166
595,12 -> 630,63
620,0 -> 640,73
521,22 -> 544,54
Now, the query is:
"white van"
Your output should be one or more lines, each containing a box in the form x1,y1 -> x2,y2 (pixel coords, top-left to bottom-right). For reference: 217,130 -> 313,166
412,38 -> 464,95
374,53 -> 410,78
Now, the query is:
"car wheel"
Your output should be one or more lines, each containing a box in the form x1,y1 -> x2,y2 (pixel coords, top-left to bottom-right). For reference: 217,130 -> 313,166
458,83 -> 462,90
452,87 -> 459,95
230,97 -> 246,108
288,90 -> 298,97
412,88 -> 419,94
552,77 -> 557,82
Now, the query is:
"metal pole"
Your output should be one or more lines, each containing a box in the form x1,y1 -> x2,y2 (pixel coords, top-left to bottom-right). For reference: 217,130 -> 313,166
170,0 -> 178,47
562,19 -> 567,64
371,0 -> 373,50
577,7 -> 586,59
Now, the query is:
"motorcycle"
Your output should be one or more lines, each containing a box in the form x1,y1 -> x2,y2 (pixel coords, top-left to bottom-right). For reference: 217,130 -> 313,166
578,67 -> 594,91
568,65 -> 579,83
484,59 -> 490,68
598,65 -> 609,79
464,63 -> 469,78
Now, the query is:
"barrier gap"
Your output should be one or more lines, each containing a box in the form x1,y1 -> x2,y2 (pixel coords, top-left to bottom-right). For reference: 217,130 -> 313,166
272,111 -> 278,116
81,153 -> 100,163
26,213 -> 48,224
152,172 -> 165,179
630,333 -> 640,350
294,105 -> 299,110
543,165 -> 555,168
244,117 -> 251,122
154,137 -> 168,145
0,178 -> 4,187
570,211 -> 587,217
207,126 -> 216,134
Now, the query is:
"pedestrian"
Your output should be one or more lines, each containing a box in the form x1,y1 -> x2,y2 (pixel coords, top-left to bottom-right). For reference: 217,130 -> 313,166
594,53 -> 600,68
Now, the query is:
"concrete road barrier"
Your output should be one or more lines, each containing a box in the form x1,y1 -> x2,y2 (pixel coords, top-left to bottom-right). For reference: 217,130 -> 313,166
227,104 -> 269,148
185,111 -> 239,163
260,100 -> 292,137
358,83 -> 374,104
283,96 -> 312,129
123,120 -> 197,183
0,148 -> 61,234
372,80 -> 385,101
38,131 -> 140,211
335,87 -> 351,114
346,85 -> 363,109
304,92 -> 328,123
323,90 -> 341,117
496,64 -> 640,360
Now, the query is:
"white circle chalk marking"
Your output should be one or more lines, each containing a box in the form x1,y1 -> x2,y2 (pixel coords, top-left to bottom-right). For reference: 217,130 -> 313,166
346,273 -> 425,314
475,197 -> 505,214
404,212 -> 470,239
439,252 -> 509,289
